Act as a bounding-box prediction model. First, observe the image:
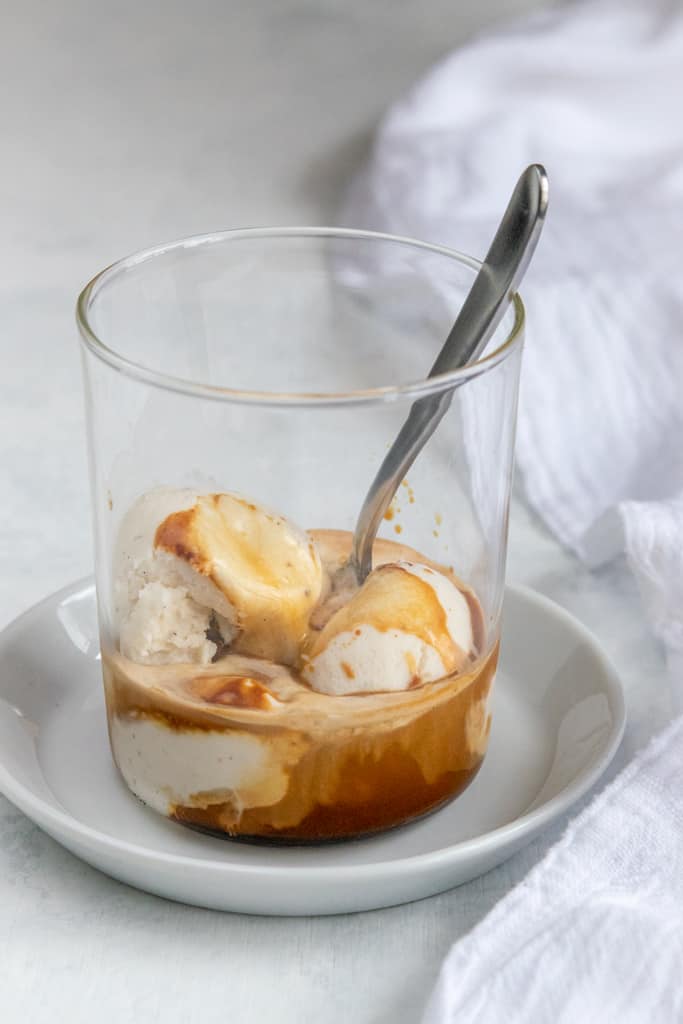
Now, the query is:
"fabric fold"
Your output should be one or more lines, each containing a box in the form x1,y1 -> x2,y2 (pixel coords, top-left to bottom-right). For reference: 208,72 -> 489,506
344,1 -> 683,1018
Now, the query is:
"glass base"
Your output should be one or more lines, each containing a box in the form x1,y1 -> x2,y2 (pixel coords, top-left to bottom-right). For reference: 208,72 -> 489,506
167,760 -> 484,845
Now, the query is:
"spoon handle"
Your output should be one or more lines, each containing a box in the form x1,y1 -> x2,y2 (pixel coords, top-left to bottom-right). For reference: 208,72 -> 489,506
351,164 -> 548,582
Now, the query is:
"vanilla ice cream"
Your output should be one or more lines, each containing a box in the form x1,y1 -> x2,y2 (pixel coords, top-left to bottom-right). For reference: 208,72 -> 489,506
114,488 -> 323,666
303,560 -> 474,695
103,526 -> 494,842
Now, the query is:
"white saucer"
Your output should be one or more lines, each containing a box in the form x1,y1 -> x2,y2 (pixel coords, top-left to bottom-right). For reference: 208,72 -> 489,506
0,580 -> 624,916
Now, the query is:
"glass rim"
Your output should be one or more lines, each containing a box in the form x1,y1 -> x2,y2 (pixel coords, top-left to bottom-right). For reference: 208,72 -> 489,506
76,226 -> 525,408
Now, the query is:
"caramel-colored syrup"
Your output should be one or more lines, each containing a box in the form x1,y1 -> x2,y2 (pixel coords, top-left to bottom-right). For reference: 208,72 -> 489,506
104,530 -> 498,843
168,647 -> 496,841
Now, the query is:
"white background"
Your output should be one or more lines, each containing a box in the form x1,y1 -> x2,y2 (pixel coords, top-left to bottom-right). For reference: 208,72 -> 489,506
0,2 -> 672,1021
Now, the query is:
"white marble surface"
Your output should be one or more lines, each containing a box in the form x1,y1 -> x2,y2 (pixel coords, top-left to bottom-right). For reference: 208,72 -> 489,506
0,2 -> 672,1021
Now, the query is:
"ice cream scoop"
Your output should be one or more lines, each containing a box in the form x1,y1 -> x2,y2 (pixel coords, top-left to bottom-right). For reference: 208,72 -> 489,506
114,488 -> 323,666
303,560 -> 473,695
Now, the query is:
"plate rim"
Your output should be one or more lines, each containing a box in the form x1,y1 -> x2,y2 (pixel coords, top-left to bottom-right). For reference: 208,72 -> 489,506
0,577 -> 626,881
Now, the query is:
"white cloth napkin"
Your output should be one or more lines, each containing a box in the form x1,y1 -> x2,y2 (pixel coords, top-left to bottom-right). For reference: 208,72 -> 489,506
422,713 -> 683,1024
343,0 -> 683,1019
342,0 -> 683,681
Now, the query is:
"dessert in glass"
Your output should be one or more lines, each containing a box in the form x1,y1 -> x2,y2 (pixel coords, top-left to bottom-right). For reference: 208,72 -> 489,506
77,228 -> 524,843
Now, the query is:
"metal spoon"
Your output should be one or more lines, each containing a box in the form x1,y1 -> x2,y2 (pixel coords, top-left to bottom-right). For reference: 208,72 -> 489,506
343,163 -> 548,587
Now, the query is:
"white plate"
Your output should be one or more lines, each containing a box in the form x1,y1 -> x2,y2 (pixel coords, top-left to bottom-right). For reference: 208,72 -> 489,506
0,580 -> 624,916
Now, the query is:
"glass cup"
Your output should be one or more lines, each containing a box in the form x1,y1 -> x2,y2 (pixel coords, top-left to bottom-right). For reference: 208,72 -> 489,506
77,228 -> 524,843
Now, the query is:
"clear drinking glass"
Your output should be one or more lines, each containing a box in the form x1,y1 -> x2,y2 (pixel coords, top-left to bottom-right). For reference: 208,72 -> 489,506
77,228 -> 524,843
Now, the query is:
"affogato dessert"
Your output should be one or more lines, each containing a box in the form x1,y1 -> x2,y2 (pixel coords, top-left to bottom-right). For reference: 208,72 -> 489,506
102,487 -> 497,842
